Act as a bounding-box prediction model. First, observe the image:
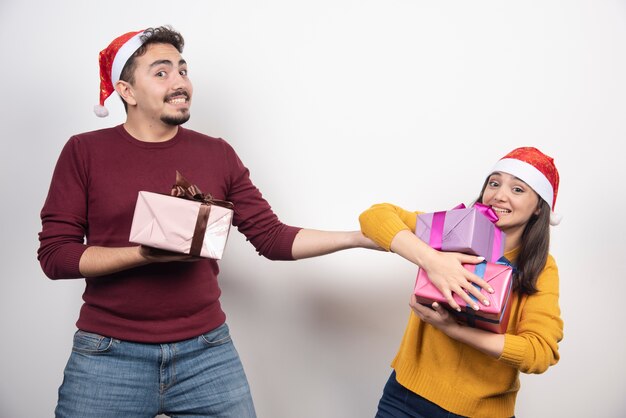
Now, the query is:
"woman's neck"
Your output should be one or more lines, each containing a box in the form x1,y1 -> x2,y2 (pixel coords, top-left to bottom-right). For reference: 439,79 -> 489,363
503,227 -> 523,253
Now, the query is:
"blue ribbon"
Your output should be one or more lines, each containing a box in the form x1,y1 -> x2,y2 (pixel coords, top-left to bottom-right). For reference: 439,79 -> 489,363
463,257 -> 515,327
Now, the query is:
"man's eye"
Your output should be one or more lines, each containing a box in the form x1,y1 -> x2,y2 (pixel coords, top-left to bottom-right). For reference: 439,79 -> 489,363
156,71 -> 166,77
180,69 -> 188,76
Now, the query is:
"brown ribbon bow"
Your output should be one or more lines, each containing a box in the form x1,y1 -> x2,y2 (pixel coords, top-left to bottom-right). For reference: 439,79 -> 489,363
170,171 -> 234,257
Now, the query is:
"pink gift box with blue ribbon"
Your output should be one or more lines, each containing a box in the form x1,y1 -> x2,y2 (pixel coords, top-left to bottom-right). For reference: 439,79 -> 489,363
414,259 -> 514,333
415,203 -> 505,262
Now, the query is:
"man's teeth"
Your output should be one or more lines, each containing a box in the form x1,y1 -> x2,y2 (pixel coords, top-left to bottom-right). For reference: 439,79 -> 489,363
168,97 -> 186,104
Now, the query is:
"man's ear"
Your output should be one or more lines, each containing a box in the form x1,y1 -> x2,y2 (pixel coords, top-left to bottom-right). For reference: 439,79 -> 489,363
115,80 -> 136,106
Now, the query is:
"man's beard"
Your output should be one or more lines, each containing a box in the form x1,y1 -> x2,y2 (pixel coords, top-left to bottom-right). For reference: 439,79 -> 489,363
161,111 -> 190,126
161,90 -> 191,126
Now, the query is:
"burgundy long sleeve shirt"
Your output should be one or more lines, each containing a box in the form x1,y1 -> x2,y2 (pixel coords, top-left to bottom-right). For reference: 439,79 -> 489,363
38,125 -> 300,343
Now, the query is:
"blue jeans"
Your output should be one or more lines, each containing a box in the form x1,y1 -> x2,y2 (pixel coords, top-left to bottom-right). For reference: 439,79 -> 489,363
55,323 -> 256,418
375,371 -> 467,418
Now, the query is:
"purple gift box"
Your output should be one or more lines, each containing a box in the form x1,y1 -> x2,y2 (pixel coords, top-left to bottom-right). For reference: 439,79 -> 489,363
415,203 -> 505,262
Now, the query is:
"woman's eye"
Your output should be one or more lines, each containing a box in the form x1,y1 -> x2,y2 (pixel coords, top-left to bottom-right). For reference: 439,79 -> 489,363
513,186 -> 524,193
488,181 -> 499,187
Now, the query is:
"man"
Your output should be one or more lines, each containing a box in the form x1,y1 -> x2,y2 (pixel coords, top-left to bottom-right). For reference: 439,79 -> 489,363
38,26 -> 374,418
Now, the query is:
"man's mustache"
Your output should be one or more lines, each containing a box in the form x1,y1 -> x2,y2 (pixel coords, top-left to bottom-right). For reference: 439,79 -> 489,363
164,90 -> 190,101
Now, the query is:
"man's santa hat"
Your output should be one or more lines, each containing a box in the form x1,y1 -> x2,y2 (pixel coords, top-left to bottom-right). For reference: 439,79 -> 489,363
490,147 -> 562,226
94,29 -> 145,117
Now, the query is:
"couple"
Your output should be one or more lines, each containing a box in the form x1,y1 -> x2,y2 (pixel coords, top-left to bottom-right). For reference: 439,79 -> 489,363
38,26 -> 563,418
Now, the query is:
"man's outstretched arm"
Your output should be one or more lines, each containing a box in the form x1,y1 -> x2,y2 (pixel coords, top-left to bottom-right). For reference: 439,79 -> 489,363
290,229 -> 379,260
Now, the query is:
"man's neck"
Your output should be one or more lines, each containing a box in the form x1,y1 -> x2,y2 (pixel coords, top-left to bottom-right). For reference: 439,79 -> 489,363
123,117 -> 179,143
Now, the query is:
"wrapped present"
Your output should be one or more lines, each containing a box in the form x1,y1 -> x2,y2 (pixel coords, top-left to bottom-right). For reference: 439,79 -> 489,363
413,260 -> 514,333
415,203 -> 505,262
129,172 -> 234,259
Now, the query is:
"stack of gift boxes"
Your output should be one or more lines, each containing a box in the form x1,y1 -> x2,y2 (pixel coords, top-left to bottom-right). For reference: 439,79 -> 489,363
413,204 -> 513,333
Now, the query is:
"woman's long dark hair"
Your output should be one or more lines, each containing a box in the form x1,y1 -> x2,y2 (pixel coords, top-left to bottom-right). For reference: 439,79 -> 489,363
477,178 -> 551,295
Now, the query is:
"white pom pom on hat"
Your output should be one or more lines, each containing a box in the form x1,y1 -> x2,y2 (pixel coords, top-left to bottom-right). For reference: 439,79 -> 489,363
550,212 -> 562,226
490,147 -> 562,226
95,29 -> 145,117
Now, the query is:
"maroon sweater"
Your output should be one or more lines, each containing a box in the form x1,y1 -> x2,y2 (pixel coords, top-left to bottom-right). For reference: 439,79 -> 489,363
38,125 -> 300,343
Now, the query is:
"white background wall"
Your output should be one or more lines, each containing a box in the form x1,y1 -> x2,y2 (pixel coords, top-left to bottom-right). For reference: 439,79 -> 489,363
1,1 -> 625,417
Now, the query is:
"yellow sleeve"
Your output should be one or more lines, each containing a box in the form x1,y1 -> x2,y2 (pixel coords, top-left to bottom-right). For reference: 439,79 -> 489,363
358,203 -> 421,251
499,255 -> 564,374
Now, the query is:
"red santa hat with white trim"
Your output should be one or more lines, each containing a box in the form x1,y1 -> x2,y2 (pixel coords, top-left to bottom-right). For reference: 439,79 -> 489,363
94,29 -> 146,117
490,147 -> 562,226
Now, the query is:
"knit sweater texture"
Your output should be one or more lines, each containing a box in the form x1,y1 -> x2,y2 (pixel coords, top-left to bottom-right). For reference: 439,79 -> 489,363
359,203 -> 563,418
38,125 -> 300,343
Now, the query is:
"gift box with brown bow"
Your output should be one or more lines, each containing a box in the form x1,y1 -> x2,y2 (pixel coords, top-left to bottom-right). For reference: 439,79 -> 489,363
129,172 -> 234,259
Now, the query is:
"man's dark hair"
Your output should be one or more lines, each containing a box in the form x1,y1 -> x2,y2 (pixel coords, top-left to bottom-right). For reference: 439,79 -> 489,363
118,26 -> 185,111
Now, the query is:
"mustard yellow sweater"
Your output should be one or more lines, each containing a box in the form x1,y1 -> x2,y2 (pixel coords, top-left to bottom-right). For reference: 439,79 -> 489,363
360,203 -> 563,418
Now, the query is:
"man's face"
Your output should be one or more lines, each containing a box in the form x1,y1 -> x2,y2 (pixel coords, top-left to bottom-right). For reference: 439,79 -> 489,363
127,43 -> 193,126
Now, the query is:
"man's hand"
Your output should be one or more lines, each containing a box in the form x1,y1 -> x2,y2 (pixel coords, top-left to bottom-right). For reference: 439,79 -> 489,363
79,245 -> 201,277
139,246 -> 203,263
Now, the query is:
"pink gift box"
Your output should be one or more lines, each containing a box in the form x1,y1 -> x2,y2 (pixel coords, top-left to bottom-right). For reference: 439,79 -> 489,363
415,203 -> 505,262
129,191 -> 233,259
413,261 -> 513,333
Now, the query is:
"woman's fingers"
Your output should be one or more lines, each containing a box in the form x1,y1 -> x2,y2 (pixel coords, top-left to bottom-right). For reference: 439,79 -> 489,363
465,270 -> 494,294
438,277 -> 491,311
440,288 -> 462,312
446,283 -> 481,311
455,254 -> 494,294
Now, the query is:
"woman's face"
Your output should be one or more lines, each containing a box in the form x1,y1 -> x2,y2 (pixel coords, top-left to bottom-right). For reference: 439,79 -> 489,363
481,172 -> 541,234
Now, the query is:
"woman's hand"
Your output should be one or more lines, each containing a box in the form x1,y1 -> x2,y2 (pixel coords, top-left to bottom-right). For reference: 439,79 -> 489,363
389,230 -> 493,311
419,250 -> 494,312
409,296 -> 458,331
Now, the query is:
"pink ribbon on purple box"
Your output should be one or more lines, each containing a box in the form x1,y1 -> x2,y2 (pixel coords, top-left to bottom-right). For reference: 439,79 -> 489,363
428,203 -> 503,262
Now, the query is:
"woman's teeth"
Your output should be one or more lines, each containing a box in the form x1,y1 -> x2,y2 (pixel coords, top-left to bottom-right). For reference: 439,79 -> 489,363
492,207 -> 511,214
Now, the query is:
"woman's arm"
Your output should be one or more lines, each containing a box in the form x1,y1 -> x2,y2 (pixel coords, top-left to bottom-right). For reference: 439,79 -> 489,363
360,203 -> 492,310
499,257 -> 563,373
410,298 -> 505,358
410,257 -> 563,373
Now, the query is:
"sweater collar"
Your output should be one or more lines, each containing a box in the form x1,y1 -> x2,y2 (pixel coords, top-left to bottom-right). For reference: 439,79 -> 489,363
115,124 -> 184,149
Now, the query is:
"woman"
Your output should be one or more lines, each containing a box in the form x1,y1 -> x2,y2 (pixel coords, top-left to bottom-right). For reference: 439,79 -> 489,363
359,147 -> 563,418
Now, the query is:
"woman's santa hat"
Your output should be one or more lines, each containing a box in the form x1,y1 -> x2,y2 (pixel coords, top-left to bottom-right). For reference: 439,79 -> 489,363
490,147 -> 562,226
94,29 -> 145,117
